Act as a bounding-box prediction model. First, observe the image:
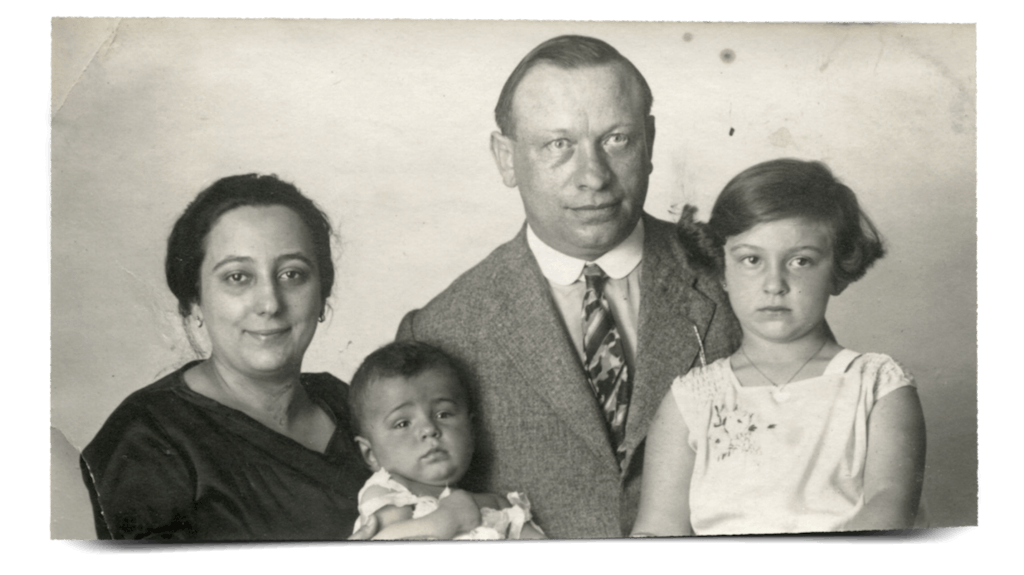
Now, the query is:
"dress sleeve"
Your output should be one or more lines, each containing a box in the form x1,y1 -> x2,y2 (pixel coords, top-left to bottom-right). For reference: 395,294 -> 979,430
80,407 -> 197,540
867,354 -> 917,402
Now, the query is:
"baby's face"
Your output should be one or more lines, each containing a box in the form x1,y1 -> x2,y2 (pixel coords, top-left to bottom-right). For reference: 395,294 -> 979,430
355,367 -> 474,497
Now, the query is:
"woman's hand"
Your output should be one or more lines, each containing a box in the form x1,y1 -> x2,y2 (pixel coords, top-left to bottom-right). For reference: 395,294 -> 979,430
348,514 -> 378,540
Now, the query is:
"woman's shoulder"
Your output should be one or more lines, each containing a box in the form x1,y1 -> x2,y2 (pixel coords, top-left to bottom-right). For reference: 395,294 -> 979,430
301,371 -> 351,414
97,362 -> 200,423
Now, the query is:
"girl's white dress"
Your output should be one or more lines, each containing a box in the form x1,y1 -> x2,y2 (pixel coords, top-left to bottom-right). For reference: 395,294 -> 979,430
671,348 -> 916,535
351,468 -> 542,540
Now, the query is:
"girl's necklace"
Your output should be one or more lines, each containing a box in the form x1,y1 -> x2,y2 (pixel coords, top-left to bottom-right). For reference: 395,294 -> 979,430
740,339 -> 828,402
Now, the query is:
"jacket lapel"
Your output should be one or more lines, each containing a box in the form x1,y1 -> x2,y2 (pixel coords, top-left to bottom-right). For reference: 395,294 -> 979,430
485,227 -> 619,472
621,215 -> 718,467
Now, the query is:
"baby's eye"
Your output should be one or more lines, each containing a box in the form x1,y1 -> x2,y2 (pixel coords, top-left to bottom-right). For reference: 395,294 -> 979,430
435,411 -> 453,419
392,420 -> 409,429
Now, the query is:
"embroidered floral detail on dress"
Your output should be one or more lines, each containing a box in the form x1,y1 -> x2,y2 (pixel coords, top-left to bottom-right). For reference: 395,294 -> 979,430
710,403 -> 774,460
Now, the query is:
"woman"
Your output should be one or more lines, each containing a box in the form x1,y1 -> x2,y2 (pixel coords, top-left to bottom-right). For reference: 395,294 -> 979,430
80,174 -> 372,540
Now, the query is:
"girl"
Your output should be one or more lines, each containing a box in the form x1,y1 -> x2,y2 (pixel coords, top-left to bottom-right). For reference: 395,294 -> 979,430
632,159 -> 925,536
348,341 -> 546,540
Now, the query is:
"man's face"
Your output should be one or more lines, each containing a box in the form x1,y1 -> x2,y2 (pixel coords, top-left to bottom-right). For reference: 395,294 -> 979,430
492,62 -> 654,261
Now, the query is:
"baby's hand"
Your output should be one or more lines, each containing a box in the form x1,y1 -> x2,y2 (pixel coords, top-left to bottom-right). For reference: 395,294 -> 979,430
437,488 -> 482,533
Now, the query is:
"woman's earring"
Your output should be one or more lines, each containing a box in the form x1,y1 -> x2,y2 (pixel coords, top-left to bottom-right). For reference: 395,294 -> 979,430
196,317 -> 204,328
318,312 -> 326,323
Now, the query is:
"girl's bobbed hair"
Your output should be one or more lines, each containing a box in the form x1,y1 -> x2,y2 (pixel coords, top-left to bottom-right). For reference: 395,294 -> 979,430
679,158 -> 885,289
165,173 -> 336,318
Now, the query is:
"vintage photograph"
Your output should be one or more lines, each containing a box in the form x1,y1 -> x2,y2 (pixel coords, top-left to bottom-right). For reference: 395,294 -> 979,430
51,19 -> 976,542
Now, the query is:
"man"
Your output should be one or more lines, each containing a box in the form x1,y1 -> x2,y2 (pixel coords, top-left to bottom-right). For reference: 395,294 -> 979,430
397,35 -> 740,538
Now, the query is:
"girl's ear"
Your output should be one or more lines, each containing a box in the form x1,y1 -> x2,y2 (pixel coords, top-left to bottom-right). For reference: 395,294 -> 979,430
354,436 -> 381,471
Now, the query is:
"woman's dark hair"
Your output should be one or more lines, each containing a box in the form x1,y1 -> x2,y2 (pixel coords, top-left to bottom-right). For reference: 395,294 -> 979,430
165,173 -> 336,318
348,341 -> 469,437
678,158 -> 885,288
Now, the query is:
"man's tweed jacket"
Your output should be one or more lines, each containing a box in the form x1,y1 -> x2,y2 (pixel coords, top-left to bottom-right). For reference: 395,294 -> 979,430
397,213 -> 741,539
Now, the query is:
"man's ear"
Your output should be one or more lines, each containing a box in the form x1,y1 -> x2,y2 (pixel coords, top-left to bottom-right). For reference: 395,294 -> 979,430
355,436 -> 381,471
645,115 -> 656,174
490,131 -> 517,188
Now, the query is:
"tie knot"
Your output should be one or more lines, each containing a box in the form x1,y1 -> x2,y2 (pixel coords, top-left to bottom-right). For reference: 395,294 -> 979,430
583,263 -> 608,291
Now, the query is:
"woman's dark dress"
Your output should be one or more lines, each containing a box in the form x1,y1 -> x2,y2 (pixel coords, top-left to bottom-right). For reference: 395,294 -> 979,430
79,361 -> 370,540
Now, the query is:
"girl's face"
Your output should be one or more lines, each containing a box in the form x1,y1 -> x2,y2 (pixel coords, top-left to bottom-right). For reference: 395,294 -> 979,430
355,367 -> 474,498
196,205 -> 322,380
722,217 -> 835,346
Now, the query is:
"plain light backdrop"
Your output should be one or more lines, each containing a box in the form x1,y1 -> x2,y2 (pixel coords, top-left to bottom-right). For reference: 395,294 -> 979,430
50,19 -> 976,537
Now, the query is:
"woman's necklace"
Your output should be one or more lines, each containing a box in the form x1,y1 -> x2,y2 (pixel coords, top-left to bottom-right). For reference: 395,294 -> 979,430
740,339 -> 828,402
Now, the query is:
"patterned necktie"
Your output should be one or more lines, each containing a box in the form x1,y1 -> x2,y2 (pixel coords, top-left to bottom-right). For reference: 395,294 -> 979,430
581,263 -> 633,466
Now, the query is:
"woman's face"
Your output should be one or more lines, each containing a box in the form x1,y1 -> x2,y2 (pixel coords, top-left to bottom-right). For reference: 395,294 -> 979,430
196,205 -> 323,380
722,217 -> 835,346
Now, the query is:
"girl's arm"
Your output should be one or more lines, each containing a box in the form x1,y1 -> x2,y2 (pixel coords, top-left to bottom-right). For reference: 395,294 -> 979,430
370,488 -> 482,540
845,386 -> 926,531
630,392 -> 696,537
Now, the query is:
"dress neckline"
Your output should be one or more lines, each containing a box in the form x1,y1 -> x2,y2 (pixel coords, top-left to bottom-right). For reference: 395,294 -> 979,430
168,360 -> 342,458
727,348 -> 861,392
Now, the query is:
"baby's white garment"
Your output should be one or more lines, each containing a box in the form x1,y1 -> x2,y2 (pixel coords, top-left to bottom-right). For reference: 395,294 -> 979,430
671,349 -> 915,535
351,468 -> 541,540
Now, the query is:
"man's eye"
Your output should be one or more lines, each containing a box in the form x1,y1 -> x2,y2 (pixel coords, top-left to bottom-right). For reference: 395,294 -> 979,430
547,139 -> 570,151
605,133 -> 628,147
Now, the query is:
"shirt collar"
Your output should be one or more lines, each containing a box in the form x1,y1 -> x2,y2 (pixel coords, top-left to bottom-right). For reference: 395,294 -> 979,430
526,218 -> 645,286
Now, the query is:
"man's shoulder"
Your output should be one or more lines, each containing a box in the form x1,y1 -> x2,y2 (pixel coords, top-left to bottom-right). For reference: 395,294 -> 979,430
401,229 -> 531,331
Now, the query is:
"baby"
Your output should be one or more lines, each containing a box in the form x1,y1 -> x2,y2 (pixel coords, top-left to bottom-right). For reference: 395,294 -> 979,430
348,341 -> 545,540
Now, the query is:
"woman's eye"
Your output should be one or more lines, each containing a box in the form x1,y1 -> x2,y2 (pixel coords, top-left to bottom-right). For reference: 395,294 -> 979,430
225,272 -> 249,284
280,269 -> 307,282
791,257 -> 812,267
742,255 -> 760,266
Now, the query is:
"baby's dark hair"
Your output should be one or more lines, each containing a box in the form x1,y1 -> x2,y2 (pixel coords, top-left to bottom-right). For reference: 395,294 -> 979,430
349,341 -> 468,437
678,158 -> 885,289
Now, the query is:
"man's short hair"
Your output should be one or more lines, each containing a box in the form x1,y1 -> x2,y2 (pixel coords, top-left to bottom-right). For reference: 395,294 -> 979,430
494,35 -> 654,138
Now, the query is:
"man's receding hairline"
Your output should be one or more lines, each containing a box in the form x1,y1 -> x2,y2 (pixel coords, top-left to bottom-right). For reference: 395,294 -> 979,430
505,60 -> 649,138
